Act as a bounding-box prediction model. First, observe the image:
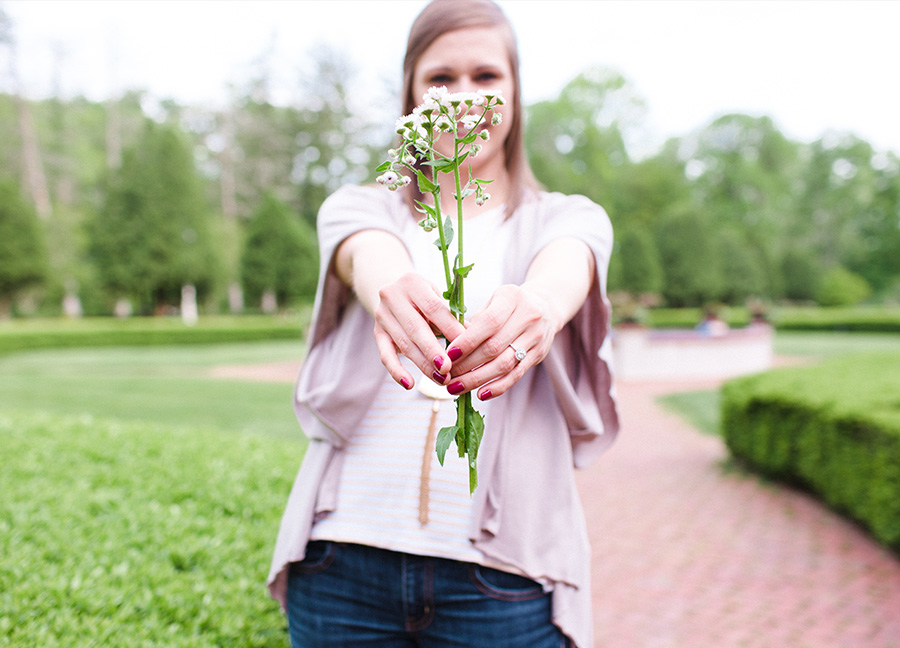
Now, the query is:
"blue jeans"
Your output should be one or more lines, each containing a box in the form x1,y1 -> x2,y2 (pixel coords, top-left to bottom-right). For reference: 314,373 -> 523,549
286,541 -> 573,647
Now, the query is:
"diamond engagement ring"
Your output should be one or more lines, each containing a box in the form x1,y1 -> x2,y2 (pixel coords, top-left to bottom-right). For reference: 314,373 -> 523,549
510,344 -> 527,363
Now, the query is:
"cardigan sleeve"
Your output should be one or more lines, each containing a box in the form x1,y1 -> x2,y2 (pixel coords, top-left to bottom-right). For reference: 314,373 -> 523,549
520,192 -> 620,467
293,185 -> 409,446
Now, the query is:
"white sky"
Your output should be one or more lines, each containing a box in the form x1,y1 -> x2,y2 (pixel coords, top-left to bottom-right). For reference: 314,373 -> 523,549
4,0 -> 899,157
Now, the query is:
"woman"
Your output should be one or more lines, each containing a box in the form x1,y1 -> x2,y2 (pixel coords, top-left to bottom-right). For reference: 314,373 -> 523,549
268,1 -> 619,646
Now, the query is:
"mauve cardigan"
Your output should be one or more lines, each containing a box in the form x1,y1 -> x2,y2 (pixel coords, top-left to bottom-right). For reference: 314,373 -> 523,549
267,184 -> 619,648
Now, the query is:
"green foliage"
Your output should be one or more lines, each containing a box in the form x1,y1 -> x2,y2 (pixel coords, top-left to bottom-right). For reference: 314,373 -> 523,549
815,266 -> 871,307
525,67 -> 641,207
771,305 -> 900,332
90,120 -> 220,313
0,179 -> 47,312
655,210 -> 723,307
721,352 -> 900,551
0,411 -> 298,647
609,226 -> 663,295
240,194 -> 319,309
716,228 -> 766,302
780,248 -> 822,302
0,314 -> 309,355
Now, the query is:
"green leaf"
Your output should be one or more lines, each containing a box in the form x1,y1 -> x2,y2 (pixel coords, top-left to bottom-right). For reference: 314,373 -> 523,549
435,425 -> 458,465
375,161 -> 392,172
416,169 -> 436,194
414,200 -> 436,217
456,262 -> 475,279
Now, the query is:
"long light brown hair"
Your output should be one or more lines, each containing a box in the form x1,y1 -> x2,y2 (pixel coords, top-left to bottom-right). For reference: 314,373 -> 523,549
401,0 -> 539,217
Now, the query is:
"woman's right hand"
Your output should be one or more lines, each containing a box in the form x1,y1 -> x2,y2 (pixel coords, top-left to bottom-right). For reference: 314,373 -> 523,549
335,229 -> 465,390
373,272 -> 466,390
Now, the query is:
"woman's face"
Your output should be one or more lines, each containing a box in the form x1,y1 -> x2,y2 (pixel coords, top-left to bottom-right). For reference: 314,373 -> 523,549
412,26 -> 515,173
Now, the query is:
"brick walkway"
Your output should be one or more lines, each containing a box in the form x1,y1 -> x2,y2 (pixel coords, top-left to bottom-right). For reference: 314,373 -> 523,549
578,378 -> 900,648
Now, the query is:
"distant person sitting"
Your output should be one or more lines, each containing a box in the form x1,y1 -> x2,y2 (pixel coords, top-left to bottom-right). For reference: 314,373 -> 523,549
696,307 -> 729,337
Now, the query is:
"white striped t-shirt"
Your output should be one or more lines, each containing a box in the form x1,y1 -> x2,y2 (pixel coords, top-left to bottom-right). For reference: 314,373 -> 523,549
308,206 -> 508,562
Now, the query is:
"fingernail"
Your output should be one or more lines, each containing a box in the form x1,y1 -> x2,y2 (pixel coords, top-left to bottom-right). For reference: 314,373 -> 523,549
432,370 -> 446,384
447,381 -> 465,395
400,377 -> 412,390
433,356 -> 444,370
479,389 -> 492,401
448,347 -> 462,361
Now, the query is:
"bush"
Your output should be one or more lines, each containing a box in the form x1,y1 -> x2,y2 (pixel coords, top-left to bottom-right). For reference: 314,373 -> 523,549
721,352 -> 900,551
772,306 -> 900,332
0,411 -> 303,646
0,314 -> 310,356
816,267 -> 871,306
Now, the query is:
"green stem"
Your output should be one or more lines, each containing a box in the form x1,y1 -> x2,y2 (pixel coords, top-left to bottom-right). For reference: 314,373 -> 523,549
427,138 -> 453,293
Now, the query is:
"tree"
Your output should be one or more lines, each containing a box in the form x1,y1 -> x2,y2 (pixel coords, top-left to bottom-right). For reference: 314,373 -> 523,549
90,120 -> 219,314
525,67 -> 644,209
655,210 -> 723,307
610,225 -> 663,296
240,194 -> 318,310
0,180 -> 47,316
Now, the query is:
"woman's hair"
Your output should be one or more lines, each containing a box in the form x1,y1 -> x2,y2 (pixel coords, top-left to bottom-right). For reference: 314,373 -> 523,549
401,0 -> 539,217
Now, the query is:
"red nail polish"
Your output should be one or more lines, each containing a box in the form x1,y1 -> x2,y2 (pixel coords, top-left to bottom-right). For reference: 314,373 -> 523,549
479,389 -> 492,401
432,370 -> 445,384
448,347 -> 462,361
448,381 -> 465,395
400,378 -> 412,390
433,356 -> 443,370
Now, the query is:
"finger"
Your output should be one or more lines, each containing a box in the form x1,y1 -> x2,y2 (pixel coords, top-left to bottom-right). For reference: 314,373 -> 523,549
446,340 -> 530,398
373,325 -> 414,390
444,292 -> 516,373
376,274 -> 463,382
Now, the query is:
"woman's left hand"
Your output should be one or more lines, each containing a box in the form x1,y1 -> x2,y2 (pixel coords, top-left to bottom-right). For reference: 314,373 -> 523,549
443,237 -> 596,400
443,284 -> 559,400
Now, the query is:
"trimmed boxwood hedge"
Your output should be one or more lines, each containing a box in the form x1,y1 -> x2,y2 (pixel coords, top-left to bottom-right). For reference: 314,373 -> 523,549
721,351 -> 900,552
772,306 -> 900,333
0,314 -> 309,356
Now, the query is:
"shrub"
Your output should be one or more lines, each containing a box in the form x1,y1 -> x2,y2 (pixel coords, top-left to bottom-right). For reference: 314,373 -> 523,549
721,351 -> 900,551
0,411 -> 304,646
816,266 -> 871,306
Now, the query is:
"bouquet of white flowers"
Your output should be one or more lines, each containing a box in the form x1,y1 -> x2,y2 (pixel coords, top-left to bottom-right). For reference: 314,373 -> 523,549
376,86 -> 505,493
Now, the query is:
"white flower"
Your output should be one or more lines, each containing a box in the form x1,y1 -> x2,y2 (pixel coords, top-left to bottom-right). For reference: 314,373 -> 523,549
460,114 -> 480,131
425,86 -> 449,102
378,170 -> 400,186
435,114 -> 454,132
479,130 -> 490,141
478,89 -> 504,104
470,143 -> 482,157
471,94 -> 486,107
491,112 -> 503,126
475,192 -> 491,206
414,98 -> 442,118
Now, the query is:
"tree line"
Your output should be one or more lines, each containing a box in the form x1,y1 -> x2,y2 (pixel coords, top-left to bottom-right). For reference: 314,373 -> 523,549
1,45 -> 898,319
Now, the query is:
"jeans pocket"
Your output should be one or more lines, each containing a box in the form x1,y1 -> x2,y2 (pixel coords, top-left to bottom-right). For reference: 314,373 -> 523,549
291,540 -> 336,576
468,564 -> 545,601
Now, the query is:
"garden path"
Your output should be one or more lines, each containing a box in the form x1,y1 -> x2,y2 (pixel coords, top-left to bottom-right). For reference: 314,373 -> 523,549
214,360 -> 900,646
582,376 -> 900,648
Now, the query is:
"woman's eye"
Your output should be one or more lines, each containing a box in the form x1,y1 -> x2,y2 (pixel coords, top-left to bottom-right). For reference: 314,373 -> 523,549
476,72 -> 499,82
429,74 -> 452,84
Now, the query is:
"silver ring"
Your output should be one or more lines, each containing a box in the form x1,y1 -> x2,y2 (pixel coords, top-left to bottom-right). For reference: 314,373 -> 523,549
510,344 -> 527,363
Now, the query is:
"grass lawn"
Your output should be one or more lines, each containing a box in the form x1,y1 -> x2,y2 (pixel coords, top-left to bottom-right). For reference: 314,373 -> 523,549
0,340 -> 306,439
0,340 -> 308,646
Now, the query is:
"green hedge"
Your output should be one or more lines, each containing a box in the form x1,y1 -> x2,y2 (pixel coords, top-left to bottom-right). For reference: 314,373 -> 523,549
721,351 -> 900,551
769,306 -> 900,332
0,313 -> 310,355
647,306 -> 900,332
